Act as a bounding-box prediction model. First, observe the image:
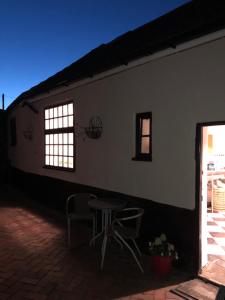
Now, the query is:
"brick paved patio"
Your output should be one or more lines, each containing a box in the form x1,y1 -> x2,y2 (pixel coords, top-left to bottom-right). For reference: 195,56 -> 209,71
0,185 -> 192,299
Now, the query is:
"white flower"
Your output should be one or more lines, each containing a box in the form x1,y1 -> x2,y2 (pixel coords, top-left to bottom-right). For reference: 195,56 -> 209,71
160,233 -> 167,241
168,243 -> 174,251
160,252 -> 164,256
154,237 -> 162,245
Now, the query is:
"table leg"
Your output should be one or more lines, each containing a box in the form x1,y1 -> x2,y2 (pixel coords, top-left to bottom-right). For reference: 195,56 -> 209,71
101,235 -> 108,269
89,210 -> 105,246
100,209 -> 111,269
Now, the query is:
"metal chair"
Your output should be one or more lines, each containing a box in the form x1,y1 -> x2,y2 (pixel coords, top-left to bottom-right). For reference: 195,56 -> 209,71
66,193 -> 97,247
111,207 -> 144,273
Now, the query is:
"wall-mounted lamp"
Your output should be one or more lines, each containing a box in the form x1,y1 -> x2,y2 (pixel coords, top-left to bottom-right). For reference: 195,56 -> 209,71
76,116 -> 103,140
85,116 -> 103,139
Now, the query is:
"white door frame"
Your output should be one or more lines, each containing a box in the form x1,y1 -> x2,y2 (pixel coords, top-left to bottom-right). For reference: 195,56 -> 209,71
197,121 -> 225,273
200,126 -> 208,269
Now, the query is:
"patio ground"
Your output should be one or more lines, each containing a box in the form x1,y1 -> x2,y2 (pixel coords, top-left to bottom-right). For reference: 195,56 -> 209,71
0,184 -> 194,299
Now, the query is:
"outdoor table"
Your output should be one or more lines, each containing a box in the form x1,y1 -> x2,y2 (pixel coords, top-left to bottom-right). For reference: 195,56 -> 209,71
88,198 -> 126,269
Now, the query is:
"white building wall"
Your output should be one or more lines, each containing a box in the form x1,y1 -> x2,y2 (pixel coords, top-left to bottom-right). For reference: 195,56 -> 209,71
8,36 -> 225,210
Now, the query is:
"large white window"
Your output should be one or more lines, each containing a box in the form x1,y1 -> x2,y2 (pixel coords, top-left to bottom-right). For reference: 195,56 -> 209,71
44,102 -> 74,170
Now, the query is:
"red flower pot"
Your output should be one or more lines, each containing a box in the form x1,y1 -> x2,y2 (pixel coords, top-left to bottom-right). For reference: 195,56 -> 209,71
151,255 -> 172,277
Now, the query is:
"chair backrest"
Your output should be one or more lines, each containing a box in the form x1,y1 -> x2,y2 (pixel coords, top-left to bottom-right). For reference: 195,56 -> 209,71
66,193 -> 97,215
114,207 -> 144,237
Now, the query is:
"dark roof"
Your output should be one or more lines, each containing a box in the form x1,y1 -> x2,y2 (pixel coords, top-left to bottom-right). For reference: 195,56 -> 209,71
8,0 -> 225,111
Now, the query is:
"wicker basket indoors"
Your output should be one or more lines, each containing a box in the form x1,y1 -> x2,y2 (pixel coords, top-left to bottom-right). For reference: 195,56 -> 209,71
213,188 -> 225,212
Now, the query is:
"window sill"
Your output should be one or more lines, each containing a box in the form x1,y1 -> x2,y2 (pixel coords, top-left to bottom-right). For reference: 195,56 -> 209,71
132,156 -> 152,162
43,165 -> 75,172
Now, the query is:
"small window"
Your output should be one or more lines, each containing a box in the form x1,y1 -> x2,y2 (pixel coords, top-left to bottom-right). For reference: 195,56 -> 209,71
44,102 -> 74,170
133,112 -> 152,161
10,118 -> 17,146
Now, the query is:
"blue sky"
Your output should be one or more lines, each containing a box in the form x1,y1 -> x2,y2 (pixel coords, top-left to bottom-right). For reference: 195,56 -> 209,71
0,0 -> 189,108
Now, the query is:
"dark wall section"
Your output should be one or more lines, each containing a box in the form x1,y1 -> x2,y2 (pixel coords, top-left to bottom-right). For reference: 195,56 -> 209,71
9,166 -> 198,273
0,110 -> 7,183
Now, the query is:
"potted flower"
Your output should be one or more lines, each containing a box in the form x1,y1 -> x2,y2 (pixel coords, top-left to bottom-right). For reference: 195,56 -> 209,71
149,233 -> 178,277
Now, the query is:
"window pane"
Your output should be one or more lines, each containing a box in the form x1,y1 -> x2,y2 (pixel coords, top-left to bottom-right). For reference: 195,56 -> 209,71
68,133 -> 73,144
63,133 -> 68,144
68,103 -> 73,115
63,145 -> 68,155
50,145 -> 53,155
54,156 -> 58,166
63,105 -> 67,116
63,157 -> 68,168
46,145 -> 49,155
58,106 -> 63,117
45,120 -> 49,130
45,134 -> 49,144
54,107 -> 58,118
68,116 -> 73,127
45,109 -> 49,120
49,156 -> 53,166
54,118 -> 58,129
59,145 -> 63,155
49,119 -> 53,129
45,155 -> 49,165
142,118 -> 150,136
54,145 -> 58,155
141,137 -> 150,154
58,117 -> 63,128
59,156 -> 63,167
49,108 -> 53,118
49,134 -> 53,144
68,157 -> 73,168
58,134 -> 63,144
63,116 -> 68,128
54,134 -> 58,144
69,145 -> 73,156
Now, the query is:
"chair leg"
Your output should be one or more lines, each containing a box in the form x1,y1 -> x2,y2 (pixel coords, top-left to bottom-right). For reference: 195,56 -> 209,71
112,234 -> 124,249
115,231 -> 144,273
132,239 -> 142,256
95,211 -> 98,234
90,230 -> 103,246
67,218 -> 71,248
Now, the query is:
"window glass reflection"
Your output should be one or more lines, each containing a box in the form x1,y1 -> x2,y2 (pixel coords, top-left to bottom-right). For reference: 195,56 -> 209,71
45,156 -> 49,165
68,103 -> 73,114
63,105 -> 67,116
45,109 -> 49,120
58,106 -> 63,117
49,108 -> 53,118
142,119 -> 150,135
141,137 -> 149,154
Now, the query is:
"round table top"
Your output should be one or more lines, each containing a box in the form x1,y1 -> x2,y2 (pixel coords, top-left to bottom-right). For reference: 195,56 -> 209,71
88,198 -> 126,210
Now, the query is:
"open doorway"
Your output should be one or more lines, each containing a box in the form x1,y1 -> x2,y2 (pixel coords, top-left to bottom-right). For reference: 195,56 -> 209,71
198,123 -> 225,285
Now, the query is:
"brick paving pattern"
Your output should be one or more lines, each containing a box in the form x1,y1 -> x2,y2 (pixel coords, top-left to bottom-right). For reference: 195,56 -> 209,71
0,185 -> 191,299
